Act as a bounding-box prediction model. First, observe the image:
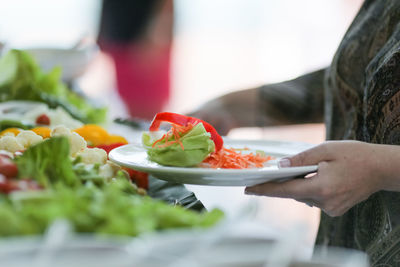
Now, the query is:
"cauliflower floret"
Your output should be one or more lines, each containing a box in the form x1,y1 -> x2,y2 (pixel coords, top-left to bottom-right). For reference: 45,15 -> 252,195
99,161 -> 121,180
0,136 -> 24,153
51,125 -> 71,137
16,130 -> 43,148
78,147 -> 107,164
2,132 -> 16,137
69,132 -> 87,156
51,126 -> 87,156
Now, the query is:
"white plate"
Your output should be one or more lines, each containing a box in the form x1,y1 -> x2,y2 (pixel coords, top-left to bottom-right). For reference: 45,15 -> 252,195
109,139 -> 318,186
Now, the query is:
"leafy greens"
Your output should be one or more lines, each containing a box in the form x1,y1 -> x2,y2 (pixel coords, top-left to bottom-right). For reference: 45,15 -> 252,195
0,49 -> 107,124
142,123 -> 215,167
0,180 -> 223,237
2,136 -> 223,237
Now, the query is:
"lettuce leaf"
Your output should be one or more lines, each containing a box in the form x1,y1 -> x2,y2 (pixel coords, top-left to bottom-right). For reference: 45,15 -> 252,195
142,123 -> 215,167
15,137 -> 80,188
0,119 -> 34,131
0,49 -> 107,124
0,180 -> 224,237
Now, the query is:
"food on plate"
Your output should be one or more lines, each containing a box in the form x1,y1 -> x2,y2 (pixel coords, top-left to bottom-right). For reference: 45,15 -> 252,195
142,112 -> 272,168
143,122 -> 215,167
148,112 -> 224,151
201,147 -> 272,169
0,49 -> 107,124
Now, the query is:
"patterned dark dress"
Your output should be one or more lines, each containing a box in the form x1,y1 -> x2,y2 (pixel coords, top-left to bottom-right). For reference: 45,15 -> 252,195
258,1 -> 400,265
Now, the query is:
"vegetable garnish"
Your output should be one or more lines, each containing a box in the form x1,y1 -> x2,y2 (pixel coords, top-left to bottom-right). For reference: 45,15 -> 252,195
145,112 -> 273,169
142,122 -> 215,167
152,123 -> 195,150
95,142 -> 127,154
74,124 -> 128,146
202,147 -> 272,169
149,112 -> 223,151
35,114 -> 50,125
0,154 -> 18,178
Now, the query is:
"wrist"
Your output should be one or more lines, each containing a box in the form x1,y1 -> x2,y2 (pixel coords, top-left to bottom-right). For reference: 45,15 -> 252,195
372,143 -> 400,192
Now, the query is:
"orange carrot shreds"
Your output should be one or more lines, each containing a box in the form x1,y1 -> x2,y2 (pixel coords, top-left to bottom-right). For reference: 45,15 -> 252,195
152,122 -> 196,150
201,147 -> 272,169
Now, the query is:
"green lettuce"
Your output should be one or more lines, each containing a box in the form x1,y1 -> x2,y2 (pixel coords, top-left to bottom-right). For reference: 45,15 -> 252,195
142,123 -> 215,167
0,179 -> 224,237
0,119 -> 34,131
2,135 -> 224,237
15,137 -> 80,188
0,49 -> 107,124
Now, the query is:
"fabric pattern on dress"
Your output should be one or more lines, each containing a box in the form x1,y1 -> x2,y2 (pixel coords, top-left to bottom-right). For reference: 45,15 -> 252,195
319,1 -> 400,266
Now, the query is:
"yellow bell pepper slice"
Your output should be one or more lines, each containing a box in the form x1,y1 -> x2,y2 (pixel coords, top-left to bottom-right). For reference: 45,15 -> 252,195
31,127 -> 51,139
74,124 -> 110,146
0,128 -> 21,137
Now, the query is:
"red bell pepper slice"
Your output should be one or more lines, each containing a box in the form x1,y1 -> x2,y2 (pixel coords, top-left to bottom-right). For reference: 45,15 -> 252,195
149,112 -> 223,151
95,143 -> 127,154
123,168 -> 149,189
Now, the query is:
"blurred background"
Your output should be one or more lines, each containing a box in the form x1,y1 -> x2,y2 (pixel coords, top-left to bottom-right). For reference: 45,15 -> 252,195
0,0 -> 364,251
0,0 -> 363,122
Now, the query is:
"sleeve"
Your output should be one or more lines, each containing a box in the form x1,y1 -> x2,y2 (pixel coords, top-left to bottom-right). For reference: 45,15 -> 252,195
256,68 -> 326,126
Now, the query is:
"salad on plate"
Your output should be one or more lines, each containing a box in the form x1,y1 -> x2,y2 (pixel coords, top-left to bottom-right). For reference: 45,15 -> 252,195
108,112 -> 317,186
142,112 -> 272,169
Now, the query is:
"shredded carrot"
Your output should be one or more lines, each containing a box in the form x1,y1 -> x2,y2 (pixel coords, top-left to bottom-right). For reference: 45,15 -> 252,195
201,147 -> 272,169
152,123 -> 196,150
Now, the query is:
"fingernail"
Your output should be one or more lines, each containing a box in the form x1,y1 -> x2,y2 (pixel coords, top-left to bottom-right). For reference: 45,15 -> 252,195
278,158 -> 291,168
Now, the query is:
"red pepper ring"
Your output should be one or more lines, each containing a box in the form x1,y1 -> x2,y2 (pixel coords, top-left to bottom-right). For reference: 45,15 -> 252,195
149,112 -> 223,151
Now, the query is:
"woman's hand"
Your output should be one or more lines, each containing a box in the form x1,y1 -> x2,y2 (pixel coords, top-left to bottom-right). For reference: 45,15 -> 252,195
245,141 -> 400,217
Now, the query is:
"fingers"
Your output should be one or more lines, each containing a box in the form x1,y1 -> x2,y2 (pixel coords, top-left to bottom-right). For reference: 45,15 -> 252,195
245,176 -> 318,199
294,198 -> 320,207
280,142 -> 333,167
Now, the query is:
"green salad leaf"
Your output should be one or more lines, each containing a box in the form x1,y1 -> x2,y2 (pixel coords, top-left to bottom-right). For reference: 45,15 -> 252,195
0,179 -> 224,237
142,123 -> 215,167
15,137 -> 80,188
0,49 -> 107,124
3,136 -> 224,237
0,119 -> 34,131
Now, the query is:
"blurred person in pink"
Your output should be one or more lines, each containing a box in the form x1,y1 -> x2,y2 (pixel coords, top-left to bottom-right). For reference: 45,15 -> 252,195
98,0 -> 173,120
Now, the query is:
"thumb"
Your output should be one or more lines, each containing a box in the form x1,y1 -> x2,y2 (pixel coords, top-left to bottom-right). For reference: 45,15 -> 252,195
279,143 -> 331,167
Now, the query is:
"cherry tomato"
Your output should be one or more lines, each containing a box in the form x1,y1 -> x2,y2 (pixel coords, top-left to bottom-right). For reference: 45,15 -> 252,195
36,114 -> 51,125
0,155 -> 18,178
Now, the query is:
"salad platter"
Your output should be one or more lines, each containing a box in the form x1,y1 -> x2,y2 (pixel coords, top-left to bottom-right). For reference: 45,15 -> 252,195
109,139 -> 317,186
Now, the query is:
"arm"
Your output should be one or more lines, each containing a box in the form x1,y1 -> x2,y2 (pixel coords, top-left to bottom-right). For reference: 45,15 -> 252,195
189,69 -> 326,135
245,141 -> 400,217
